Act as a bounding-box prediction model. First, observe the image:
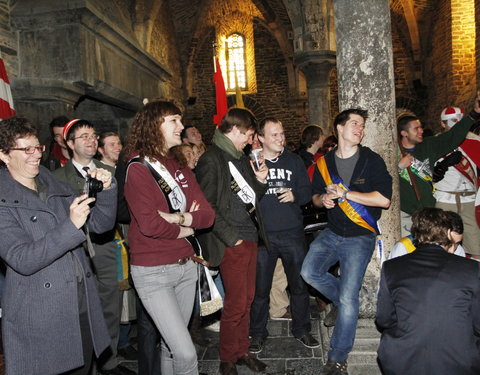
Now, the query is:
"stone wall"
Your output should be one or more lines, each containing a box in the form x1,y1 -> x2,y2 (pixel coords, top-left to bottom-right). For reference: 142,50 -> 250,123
0,0 -> 17,77
7,0 -> 179,144
148,0 -> 184,100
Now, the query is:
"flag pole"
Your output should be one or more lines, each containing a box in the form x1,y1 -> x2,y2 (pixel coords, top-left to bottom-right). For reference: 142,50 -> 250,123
212,41 -> 217,73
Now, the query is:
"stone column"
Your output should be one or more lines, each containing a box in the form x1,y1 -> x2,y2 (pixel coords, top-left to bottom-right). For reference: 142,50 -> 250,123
295,51 -> 336,131
333,0 -> 399,317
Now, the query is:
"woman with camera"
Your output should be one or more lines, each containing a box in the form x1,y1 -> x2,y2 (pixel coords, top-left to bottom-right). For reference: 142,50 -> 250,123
0,117 -> 117,374
123,101 -> 215,375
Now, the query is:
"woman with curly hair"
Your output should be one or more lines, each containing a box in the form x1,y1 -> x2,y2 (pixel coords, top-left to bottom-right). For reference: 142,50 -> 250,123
123,101 -> 215,375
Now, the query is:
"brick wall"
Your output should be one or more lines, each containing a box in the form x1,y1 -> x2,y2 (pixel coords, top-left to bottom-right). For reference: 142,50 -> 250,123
422,0 -> 452,131
183,21 -> 308,146
391,12 -> 417,112
450,0 -> 476,108
476,0 -> 480,92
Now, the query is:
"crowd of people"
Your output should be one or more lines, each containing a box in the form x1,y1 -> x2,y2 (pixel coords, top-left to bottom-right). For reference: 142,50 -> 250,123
0,94 -> 478,375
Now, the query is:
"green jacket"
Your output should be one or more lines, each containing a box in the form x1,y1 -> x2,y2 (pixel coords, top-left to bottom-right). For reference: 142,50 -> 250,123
400,113 -> 477,215
53,159 -> 117,242
195,130 -> 268,266
52,159 -> 115,195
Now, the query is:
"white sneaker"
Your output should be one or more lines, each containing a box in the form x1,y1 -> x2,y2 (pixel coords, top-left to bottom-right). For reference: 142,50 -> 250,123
204,320 -> 220,332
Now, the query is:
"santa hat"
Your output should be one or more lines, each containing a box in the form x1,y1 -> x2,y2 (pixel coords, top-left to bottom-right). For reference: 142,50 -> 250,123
440,107 -> 464,128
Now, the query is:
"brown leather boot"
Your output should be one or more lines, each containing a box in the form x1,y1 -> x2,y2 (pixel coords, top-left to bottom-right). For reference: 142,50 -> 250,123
236,352 -> 267,372
219,361 -> 238,375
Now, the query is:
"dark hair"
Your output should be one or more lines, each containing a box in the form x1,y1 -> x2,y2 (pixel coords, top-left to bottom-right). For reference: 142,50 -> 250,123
333,108 -> 368,137
257,117 -> 281,137
218,108 -> 257,134
181,124 -> 196,140
65,120 -> 95,142
0,117 -> 38,167
320,135 -> 338,154
48,116 -> 69,134
123,101 -> 182,160
445,211 -> 464,234
411,207 -> 453,248
397,115 -> 418,137
300,125 -> 323,148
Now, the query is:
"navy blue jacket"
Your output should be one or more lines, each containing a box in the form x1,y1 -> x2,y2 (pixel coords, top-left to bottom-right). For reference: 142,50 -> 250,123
311,145 -> 392,237
259,149 -> 312,232
376,245 -> 480,375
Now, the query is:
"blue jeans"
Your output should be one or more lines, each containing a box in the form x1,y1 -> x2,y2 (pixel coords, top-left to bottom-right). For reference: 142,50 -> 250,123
250,227 -> 311,339
301,228 -> 375,362
131,260 -> 198,375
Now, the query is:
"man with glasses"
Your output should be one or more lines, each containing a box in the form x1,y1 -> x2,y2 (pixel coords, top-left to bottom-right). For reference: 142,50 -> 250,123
53,119 -> 133,375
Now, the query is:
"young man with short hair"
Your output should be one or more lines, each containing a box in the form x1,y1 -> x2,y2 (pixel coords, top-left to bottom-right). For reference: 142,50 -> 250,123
397,97 -> 480,235
53,120 -> 133,375
196,108 -> 269,375
249,118 -> 318,354
301,109 -> 392,375
97,131 -> 123,168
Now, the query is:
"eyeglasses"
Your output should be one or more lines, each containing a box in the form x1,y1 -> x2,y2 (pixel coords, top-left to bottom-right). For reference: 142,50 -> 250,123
10,145 -> 46,154
74,134 -> 99,141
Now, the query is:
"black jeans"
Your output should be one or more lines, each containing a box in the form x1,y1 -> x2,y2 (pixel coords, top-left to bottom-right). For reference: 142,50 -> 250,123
136,294 -> 162,375
250,226 -> 311,339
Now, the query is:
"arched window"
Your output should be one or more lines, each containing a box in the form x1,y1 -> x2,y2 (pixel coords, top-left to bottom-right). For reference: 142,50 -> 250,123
225,33 -> 247,90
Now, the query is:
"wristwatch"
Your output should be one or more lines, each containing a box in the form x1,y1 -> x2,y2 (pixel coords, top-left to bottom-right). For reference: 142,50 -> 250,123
178,213 -> 185,225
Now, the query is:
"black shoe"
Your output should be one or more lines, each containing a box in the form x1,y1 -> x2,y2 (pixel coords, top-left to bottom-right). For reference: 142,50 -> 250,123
296,333 -> 320,348
249,337 -> 264,354
219,361 -> 238,375
324,305 -> 338,327
319,360 -> 348,375
98,364 -> 136,375
117,345 -> 138,361
236,352 -> 267,372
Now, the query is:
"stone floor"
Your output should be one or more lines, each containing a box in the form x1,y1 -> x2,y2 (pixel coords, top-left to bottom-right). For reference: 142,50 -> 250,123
117,301 -> 382,375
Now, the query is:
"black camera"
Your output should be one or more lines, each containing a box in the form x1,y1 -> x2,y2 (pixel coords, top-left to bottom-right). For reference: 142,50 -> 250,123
84,175 -> 103,199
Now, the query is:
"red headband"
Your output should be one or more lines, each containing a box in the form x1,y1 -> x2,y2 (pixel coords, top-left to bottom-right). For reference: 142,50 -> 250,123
63,119 -> 81,141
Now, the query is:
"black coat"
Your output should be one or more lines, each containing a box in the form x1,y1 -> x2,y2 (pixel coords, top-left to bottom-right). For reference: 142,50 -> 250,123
195,145 -> 268,266
376,245 -> 480,375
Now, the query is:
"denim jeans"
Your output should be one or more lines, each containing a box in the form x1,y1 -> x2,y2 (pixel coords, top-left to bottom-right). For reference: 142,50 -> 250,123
250,226 -> 311,339
131,260 -> 198,375
301,228 -> 375,362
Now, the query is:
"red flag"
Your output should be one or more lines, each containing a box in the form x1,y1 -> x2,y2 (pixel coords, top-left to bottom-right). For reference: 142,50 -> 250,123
0,58 -> 15,120
213,58 -> 227,127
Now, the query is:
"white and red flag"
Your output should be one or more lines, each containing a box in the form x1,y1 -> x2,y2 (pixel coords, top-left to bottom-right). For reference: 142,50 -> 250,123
0,58 -> 15,120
